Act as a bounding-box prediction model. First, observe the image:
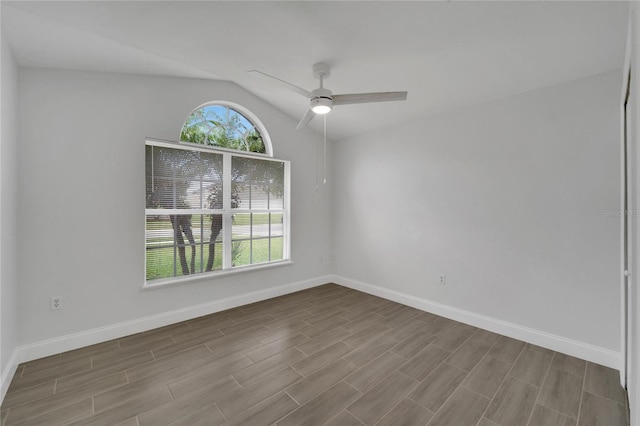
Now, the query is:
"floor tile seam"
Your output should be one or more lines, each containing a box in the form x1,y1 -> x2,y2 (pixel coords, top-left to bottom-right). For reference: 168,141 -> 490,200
288,363 -> 309,378
344,407 -> 368,426
531,351 -> 577,422
91,382 -> 170,416
441,344 -> 480,373
394,369 -> 422,389
300,324 -> 348,340
400,343 -> 453,373
475,416 -> 493,426
505,373 -> 542,390
4,378 -> 102,420
533,401 -> 579,421
13,364 -> 94,389
582,364 -> 626,405
245,346 -> 300,364
382,312 -> 423,331
21,357 -> 79,377
449,328 -> 477,352
477,343 -> 530,424
582,389 -> 628,408
283,388 -> 304,406
91,349 -> 157,371
431,330 -> 474,354
214,402 -> 228,423
458,341 -> 503,393
256,404 -> 295,426
388,346 -> 412,360
352,383 -> 412,426
458,384 -> 492,403
340,319 -> 384,334
2,408 -> 9,426
406,394 -> 433,413
324,410 -> 366,426
5,376 -> 85,407
502,341 -> 528,375
407,349 -> 487,417
343,368 -> 422,420
226,373 -> 244,393
425,383 -> 489,426
165,380 -> 178,401
219,324 -> 271,338
437,361 -> 470,383
551,352 -> 588,379
482,332 -> 504,353
419,315 -> 440,325
287,358 -> 360,397
346,350 -> 407,392
283,379 -> 362,422
547,363 -> 585,380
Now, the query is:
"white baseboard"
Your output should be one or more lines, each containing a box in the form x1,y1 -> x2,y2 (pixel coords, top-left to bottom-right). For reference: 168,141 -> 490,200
14,275 -> 330,366
1,349 -> 19,403
4,273 -> 621,406
330,274 -> 621,370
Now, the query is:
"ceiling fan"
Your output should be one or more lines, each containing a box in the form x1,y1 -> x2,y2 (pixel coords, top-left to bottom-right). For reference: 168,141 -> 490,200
248,63 -> 408,129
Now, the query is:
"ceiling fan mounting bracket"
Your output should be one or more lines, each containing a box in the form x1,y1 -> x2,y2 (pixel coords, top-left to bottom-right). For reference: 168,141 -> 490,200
312,62 -> 331,80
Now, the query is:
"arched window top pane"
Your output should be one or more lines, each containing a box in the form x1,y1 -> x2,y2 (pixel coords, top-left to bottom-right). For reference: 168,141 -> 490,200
180,103 -> 268,154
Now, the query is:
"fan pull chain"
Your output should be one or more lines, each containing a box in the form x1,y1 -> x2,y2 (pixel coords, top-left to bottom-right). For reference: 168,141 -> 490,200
323,115 -> 327,184
315,117 -> 320,192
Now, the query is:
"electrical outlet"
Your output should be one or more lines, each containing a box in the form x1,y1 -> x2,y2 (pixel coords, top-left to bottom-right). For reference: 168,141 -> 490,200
439,274 -> 446,285
50,296 -> 62,311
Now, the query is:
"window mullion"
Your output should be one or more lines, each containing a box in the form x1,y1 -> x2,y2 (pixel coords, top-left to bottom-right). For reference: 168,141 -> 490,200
222,153 -> 233,270
282,162 -> 290,260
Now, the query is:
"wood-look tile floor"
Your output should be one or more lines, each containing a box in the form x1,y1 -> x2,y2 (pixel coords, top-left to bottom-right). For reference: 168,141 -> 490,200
1,284 -> 629,426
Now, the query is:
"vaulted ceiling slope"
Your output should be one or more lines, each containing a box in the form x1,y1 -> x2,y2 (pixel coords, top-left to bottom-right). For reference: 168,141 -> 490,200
2,1 -> 629,141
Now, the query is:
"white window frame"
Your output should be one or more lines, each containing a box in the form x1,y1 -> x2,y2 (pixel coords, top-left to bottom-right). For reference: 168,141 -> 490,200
144,138 -> 291,289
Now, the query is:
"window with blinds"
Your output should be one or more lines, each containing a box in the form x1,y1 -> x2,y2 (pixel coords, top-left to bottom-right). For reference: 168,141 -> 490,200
145,138 -> 289,285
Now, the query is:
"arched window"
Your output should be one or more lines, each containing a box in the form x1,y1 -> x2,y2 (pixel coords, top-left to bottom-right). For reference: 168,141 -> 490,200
180,103 -> 271,156
144,102 -> 289,287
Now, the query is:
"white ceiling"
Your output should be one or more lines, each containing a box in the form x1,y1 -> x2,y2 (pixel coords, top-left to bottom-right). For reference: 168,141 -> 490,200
2,1 -> 629,141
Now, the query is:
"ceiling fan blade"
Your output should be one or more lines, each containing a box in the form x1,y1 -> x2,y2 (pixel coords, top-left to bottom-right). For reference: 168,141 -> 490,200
333,91 -> 408,105
248,70 -> 313,98
296,109 -> 316,130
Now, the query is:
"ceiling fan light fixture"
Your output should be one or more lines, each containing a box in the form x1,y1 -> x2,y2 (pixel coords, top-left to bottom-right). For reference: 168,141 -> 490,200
311,97 -> 333,114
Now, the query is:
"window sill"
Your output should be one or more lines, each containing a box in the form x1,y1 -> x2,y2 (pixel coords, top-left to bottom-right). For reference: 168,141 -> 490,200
142,260 -> 294,290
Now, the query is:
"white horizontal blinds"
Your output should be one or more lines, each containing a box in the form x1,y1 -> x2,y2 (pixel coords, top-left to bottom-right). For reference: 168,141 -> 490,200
232,157 -> 285,210
231,157 -> 285,267
145,139 -> 289,283
145,143 -> 225,281
146,145 -> 224,210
